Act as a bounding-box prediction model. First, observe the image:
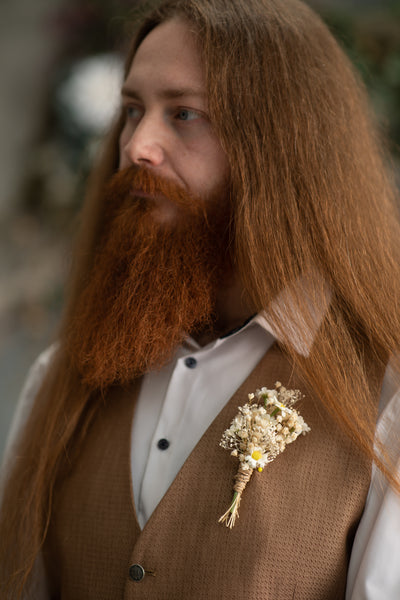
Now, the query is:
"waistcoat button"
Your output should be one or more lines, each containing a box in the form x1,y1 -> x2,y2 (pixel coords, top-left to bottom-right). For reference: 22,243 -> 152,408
129,564 -> 145,582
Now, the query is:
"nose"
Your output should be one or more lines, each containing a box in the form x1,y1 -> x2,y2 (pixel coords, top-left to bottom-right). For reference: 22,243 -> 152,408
122,115 -> 165,167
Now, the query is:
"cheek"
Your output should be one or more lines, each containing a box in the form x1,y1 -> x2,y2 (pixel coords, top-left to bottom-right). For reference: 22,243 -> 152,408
118,130 -> 129,168
207,135 -> 230,176
204,148 -> 230,191
215,150 -> 230,181
189,140 -> 229,192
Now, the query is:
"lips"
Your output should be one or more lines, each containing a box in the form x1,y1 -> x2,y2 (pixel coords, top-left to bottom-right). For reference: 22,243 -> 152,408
131,188 -> 153,198
131,188 -> 166,201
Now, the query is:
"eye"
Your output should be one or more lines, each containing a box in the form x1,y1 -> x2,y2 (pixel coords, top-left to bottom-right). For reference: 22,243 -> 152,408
125,105 -> 142,120
175,108 -> 200,121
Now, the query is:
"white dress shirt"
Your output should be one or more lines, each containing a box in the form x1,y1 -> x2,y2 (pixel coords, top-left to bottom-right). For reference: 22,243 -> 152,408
131,315 -> 274,525
2,315 -> 400,599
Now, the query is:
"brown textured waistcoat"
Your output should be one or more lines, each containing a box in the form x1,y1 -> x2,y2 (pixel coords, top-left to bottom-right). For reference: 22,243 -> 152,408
44,344 -> 380,599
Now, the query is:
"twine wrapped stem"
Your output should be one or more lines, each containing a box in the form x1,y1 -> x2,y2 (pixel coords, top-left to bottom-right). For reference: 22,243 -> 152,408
218,385 -> 309,528
219,464 -> 253,528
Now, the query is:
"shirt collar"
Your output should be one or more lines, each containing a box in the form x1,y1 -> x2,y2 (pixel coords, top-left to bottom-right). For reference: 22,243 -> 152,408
184,273 -> 331,357
256,272 -> 331,356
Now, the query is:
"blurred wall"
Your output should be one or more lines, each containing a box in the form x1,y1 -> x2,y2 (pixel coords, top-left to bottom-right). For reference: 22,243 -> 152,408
0,0 -> 65,219
0,0 -> 66,457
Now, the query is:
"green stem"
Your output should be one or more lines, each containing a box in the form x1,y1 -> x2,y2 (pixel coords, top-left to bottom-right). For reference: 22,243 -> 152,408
230,492 -> 238,514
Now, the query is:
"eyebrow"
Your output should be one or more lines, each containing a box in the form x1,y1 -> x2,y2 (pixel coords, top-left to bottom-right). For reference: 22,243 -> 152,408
121,85 -> 206,101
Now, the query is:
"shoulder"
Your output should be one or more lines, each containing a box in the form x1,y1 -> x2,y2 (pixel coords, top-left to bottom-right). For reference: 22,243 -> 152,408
346,359 -> 400,598
1,344 -> 58,477
0,346 -> 57,599
377,359 -> 400,450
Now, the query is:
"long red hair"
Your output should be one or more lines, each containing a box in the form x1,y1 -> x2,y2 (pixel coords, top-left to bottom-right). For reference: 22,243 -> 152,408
2,0 -> 400,596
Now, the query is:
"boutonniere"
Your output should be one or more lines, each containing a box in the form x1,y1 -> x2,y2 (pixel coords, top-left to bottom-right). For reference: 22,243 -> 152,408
219,382 -> 310,528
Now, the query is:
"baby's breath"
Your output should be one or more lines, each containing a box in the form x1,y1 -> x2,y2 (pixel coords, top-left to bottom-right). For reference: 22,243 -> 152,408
219,382 -> 310,528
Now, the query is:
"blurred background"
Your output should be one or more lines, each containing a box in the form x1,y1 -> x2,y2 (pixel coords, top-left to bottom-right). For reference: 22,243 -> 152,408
1,0 -> 399,459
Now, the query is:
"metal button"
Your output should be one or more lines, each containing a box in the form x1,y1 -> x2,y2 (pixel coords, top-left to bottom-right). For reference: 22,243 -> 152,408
129,564 -> 145,582
184,356 -> 197,369
157,438 -> 170,450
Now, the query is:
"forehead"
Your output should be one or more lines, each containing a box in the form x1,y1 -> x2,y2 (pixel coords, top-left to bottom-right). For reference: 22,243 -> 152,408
125,18 -> 205,95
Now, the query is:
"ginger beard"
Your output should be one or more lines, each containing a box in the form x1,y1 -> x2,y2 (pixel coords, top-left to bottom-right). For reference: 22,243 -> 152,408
66,165 -> 232,390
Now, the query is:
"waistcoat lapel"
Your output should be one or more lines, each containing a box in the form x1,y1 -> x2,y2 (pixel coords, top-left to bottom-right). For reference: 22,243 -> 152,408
45,344 -> 381,600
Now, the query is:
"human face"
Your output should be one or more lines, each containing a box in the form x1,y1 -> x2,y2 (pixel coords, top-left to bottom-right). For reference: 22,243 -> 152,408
119,18 -> 230,223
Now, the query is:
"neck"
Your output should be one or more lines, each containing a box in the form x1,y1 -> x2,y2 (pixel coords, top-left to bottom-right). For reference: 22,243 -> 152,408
193,274 -> 254,346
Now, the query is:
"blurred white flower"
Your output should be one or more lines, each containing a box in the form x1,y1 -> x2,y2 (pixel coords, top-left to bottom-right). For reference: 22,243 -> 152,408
57,53 -> 124,135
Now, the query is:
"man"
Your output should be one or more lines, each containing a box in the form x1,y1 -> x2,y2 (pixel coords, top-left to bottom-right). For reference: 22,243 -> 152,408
1,0 -> 400,598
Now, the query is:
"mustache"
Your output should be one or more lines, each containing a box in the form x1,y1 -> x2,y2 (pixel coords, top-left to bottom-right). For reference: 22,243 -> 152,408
104,165 -> 205,217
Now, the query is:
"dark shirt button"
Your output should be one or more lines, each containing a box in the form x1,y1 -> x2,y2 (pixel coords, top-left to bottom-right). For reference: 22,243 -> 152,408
184,356 -> 197,369
129,564 -> 145,582
157,438 -> 170,450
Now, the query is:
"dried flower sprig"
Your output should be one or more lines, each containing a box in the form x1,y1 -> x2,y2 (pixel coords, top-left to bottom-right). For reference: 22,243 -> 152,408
219,382 -> 310,528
